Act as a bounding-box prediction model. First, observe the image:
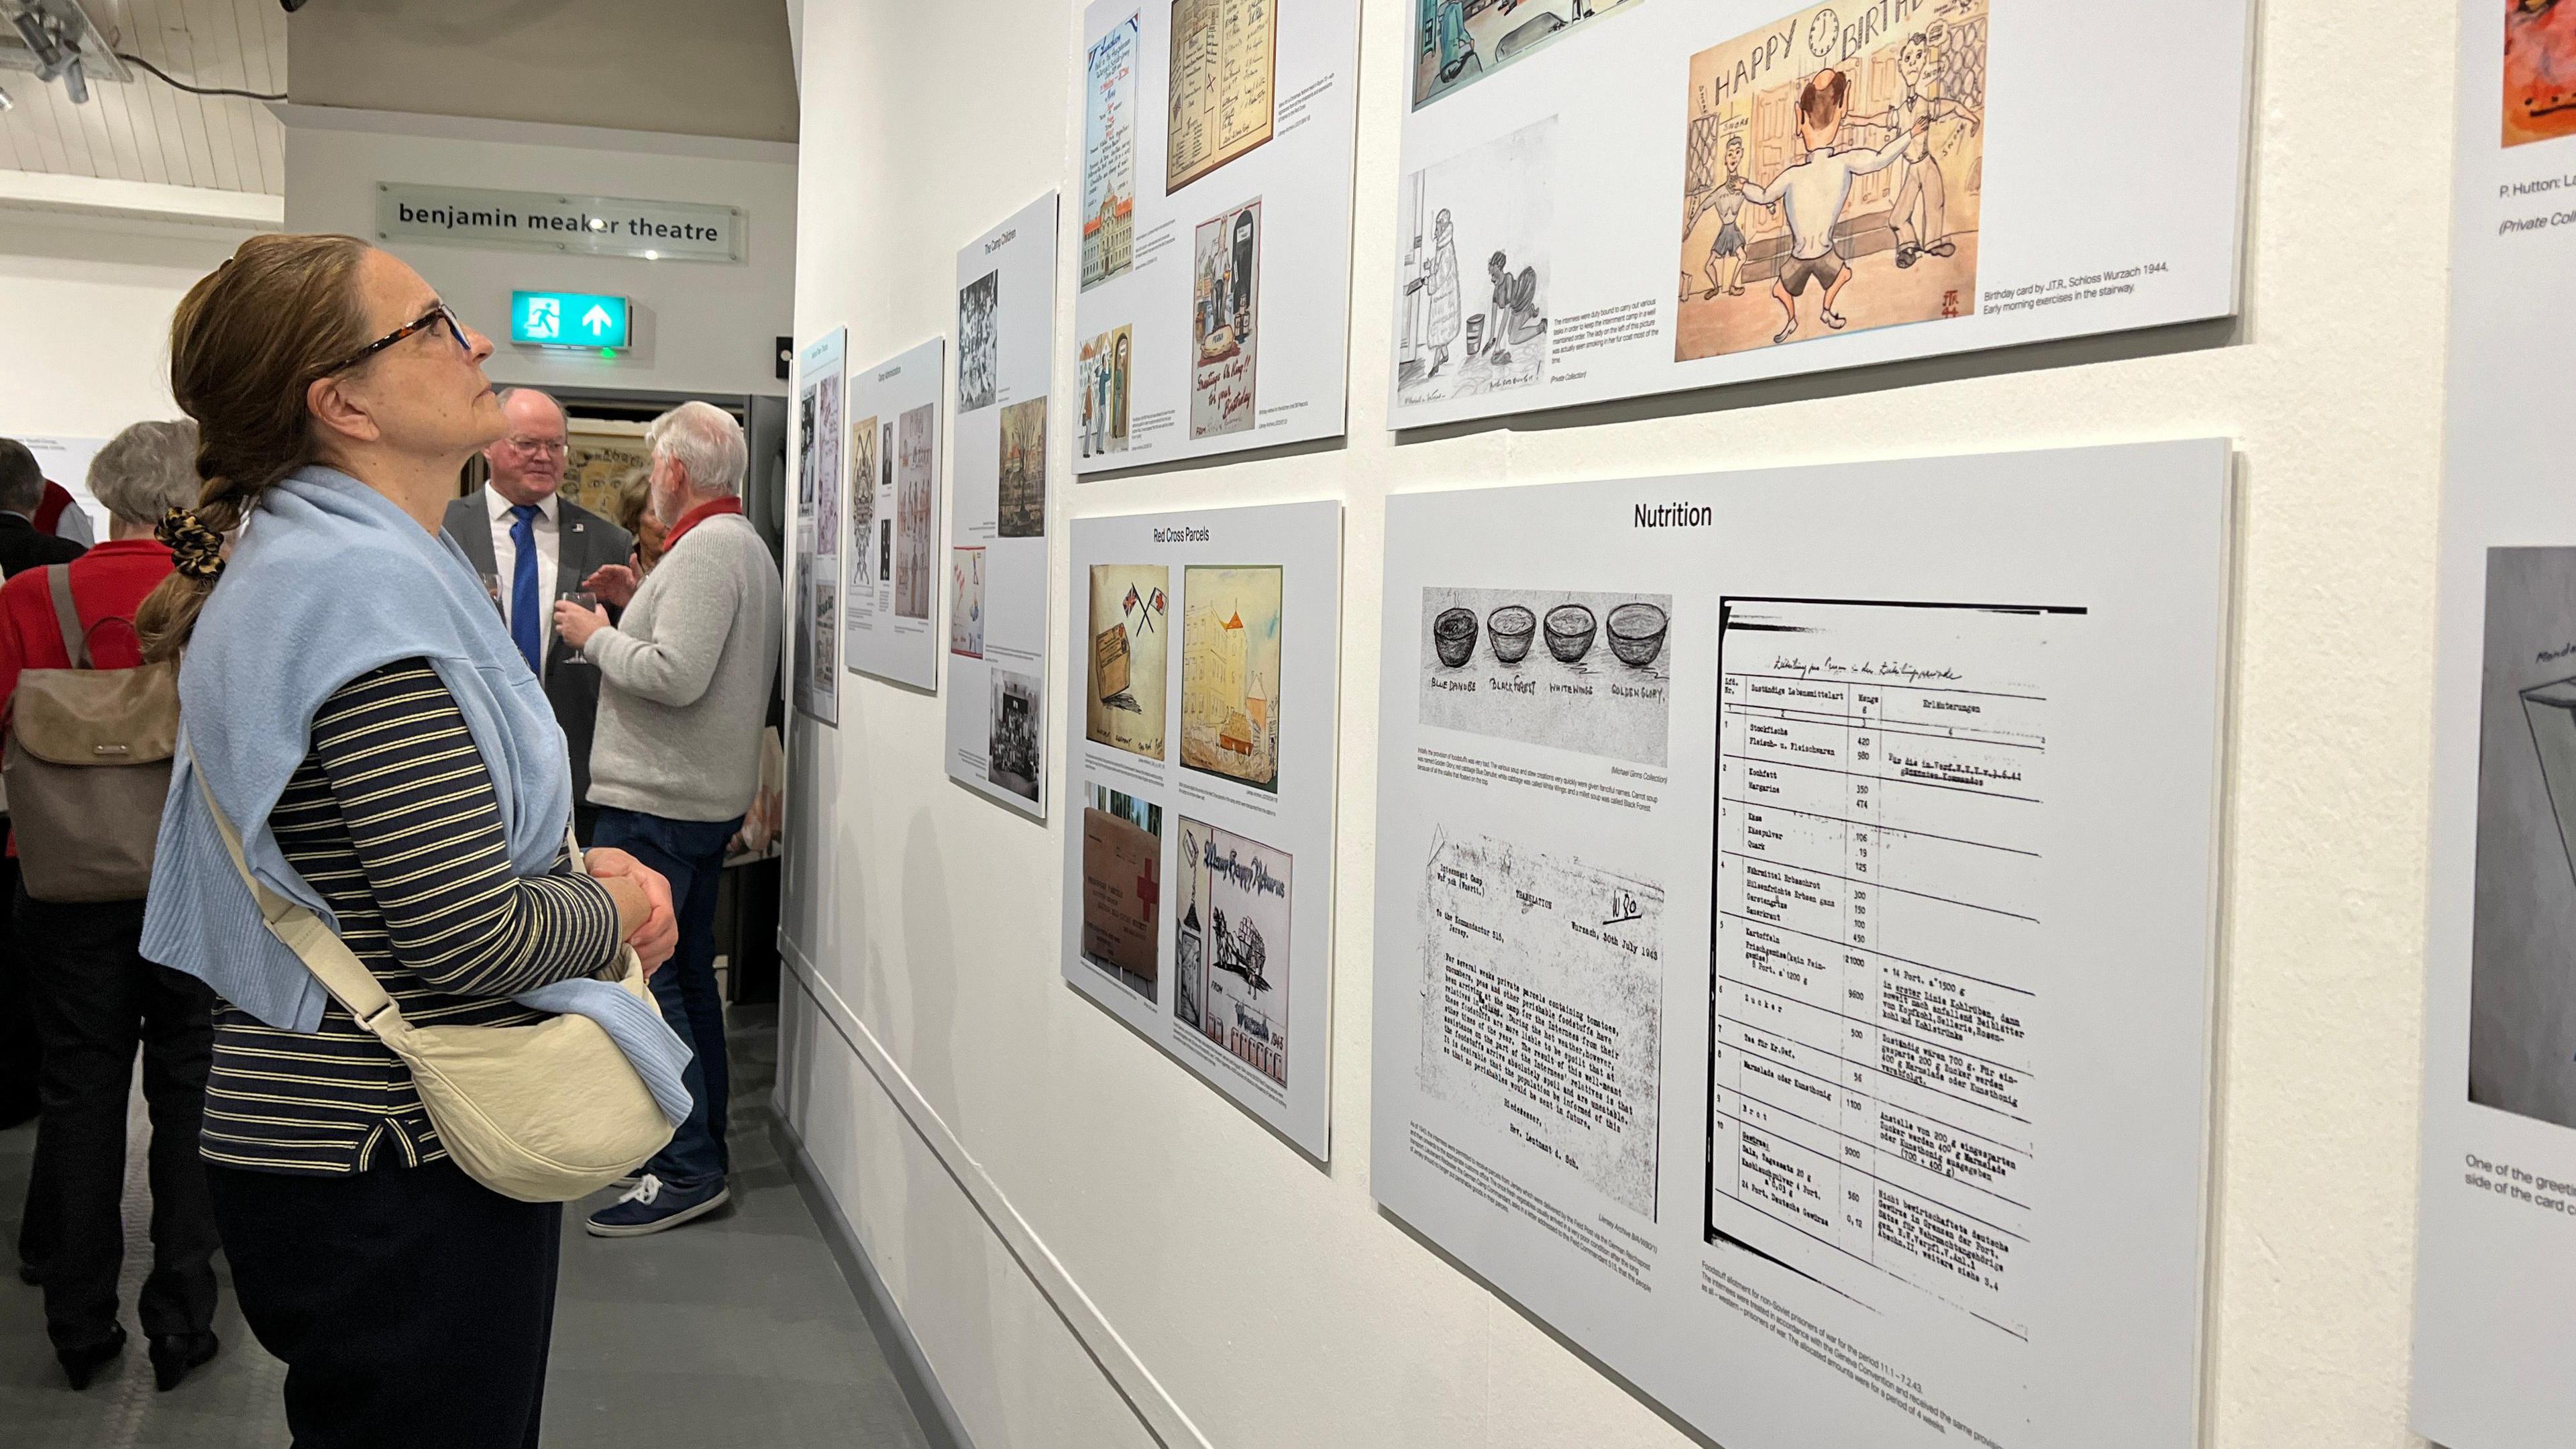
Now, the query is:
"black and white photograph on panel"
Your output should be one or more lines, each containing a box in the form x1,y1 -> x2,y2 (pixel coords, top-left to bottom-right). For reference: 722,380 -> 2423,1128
1419,584 -> 1671,767
987,668 -> 1043,805
2471,547 -> 2576,1131
958,269 -> 999,411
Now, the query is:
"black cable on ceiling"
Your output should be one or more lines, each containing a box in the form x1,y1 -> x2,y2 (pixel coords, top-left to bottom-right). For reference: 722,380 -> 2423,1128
113,52 -> 286,102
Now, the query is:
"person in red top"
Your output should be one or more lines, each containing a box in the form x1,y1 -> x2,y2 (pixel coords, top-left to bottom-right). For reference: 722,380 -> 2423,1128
34,478 -> 97,549
0,419 -> 228,1392
0,431 -> 189,688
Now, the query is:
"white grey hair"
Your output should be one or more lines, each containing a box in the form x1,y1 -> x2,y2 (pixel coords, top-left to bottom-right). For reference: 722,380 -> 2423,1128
493,386 -> 566,425
647,400 -> 747,499
89,419 -> 202,527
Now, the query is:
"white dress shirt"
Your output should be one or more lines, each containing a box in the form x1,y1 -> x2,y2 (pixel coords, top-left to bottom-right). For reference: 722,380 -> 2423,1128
486,485 -> 560,672
52,502 -> 93,547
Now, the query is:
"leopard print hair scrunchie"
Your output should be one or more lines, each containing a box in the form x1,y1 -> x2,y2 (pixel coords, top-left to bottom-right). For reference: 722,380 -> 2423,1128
157,507 -> 227,582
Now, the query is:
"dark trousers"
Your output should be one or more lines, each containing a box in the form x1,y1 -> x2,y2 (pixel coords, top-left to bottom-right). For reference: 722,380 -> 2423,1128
209,1159 -> 561,1449
0,851 -> 36,1128
3,851 -> 47,1283
19,888 -> 220,1351
591,807 -> 741,1187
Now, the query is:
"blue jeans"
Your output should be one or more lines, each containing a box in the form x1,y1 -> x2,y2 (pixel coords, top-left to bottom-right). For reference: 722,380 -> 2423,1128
590,808 -> 743,1188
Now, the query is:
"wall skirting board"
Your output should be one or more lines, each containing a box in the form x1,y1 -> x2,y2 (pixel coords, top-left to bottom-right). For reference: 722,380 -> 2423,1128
769,1113 -> 975,1449
776,941 -> 1212,1449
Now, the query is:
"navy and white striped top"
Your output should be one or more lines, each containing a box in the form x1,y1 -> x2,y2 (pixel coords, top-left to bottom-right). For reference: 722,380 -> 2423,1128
200,659 -> 623,1176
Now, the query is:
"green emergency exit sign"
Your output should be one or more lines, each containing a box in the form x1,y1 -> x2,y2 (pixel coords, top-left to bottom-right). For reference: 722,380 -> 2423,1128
511,290 -> 630,350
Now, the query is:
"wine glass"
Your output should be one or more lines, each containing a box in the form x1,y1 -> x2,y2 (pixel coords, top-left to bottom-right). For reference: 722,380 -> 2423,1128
556,588 -> 598,666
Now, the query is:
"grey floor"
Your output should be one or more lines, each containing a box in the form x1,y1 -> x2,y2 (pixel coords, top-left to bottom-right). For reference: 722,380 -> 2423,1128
0,1002 -> 932,1448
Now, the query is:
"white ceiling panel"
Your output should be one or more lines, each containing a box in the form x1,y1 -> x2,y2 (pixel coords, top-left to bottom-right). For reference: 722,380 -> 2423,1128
0,0 -> 285,195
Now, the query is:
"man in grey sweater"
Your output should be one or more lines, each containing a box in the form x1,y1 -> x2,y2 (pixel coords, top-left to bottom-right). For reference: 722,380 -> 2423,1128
553,400 -> 780,1236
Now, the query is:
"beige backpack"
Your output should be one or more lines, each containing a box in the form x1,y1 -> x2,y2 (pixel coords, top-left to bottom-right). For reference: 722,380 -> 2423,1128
3,566 -> 176,902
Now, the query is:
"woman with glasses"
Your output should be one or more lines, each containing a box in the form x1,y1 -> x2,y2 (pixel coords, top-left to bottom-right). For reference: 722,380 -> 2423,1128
131,233 -> 680,1446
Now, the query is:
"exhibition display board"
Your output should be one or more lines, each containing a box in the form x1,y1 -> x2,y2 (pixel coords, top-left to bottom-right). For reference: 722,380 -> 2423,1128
841,337 -> 948,693
1071,0 -> 1360,472
1371,443 -> 2231,1449
2413,7 -> 2576,1445
793,328 -> 847,725
1387,0 -> 2254,429
947,193 -> 1061,818
1061,500 -> 1343,1158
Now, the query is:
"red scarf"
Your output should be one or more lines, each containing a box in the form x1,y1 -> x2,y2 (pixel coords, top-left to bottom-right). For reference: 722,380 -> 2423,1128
661,496 -> 744,552
33,480 -> 73,535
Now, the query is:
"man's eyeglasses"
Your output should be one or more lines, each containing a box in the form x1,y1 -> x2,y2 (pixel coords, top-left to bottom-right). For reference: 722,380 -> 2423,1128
506,436 -> 570,456
320,303 -> 471,376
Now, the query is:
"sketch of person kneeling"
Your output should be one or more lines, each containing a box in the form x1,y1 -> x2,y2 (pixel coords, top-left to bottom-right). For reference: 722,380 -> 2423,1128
1483,250 -> 1546,366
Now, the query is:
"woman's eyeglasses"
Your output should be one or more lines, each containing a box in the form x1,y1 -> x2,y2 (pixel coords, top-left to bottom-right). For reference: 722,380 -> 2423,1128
320,303 -> 470,376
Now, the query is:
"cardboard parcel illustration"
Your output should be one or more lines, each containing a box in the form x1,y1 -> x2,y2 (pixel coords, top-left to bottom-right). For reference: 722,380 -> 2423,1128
1081,784 -> 1163,999
1087,564 -> 1169,762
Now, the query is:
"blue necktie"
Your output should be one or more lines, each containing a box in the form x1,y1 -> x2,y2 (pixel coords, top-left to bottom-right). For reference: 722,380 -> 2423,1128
508,504 -> 542,675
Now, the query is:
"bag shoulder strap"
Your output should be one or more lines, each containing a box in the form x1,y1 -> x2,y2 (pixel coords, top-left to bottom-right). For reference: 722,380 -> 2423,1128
46,566 -> 87,669
192,769 -> 402,1032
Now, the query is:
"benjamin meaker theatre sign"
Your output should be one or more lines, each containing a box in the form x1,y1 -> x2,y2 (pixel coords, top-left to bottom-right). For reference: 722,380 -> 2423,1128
376,182 -> 745,264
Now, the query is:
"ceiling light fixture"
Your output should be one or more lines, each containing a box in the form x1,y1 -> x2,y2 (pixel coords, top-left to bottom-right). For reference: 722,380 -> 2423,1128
0,1 -> 129,105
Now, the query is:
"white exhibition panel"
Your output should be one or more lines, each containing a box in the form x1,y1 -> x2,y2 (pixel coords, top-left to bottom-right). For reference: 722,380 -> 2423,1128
1071,0 -> 1360,472
1371,441 -> 2231,1449
947,192 -> 1062,819
2414,7 -> 2576,1446
842,336 -> 948,693
794,327 -> 847,726
1389,0 -> 2253,428
1062,500 -> 1342,1159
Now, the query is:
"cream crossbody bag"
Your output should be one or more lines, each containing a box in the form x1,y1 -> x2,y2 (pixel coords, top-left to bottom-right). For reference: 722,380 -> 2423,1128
197,774 -> 674,1203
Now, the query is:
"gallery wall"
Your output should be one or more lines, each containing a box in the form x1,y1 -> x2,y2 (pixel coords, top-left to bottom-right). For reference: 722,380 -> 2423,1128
781,2 -> 2445,1447
282,105 -> 798,400
0,211 -> 259,439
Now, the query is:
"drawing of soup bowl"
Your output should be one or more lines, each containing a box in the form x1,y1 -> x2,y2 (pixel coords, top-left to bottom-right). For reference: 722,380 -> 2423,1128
1487,605 -> 1536,663
1607,602 -> 1669,667
1543,604 -> 1597,663
1434,607 -> 1479,667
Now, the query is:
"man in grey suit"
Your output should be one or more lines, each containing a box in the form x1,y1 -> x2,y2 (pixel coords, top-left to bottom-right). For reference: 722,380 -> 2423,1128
443,387 -> 633,841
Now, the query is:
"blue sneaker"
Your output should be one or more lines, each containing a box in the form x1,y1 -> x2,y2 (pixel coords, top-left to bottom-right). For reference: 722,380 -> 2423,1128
584,1174 -> 730,1237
